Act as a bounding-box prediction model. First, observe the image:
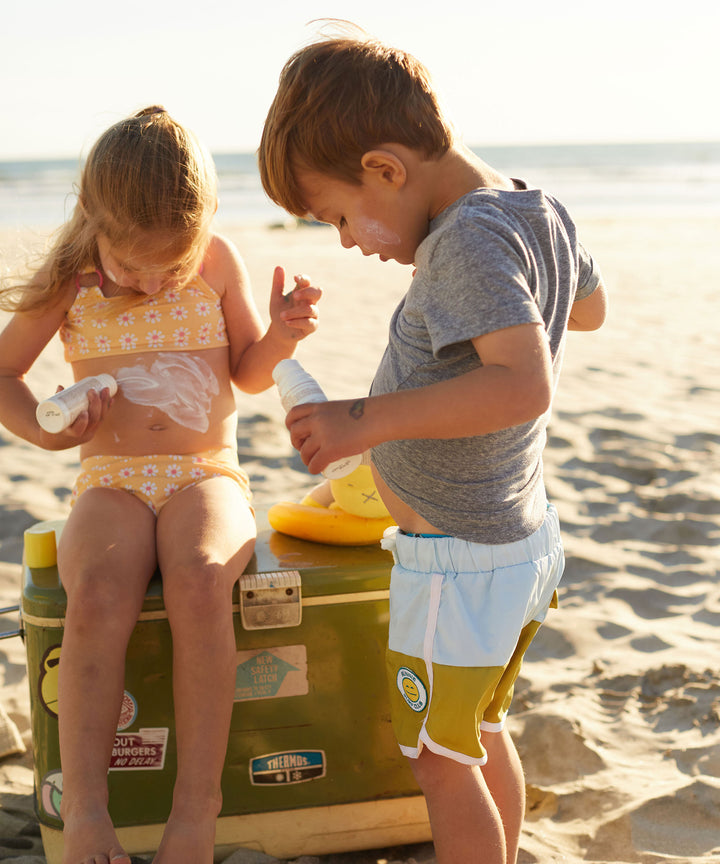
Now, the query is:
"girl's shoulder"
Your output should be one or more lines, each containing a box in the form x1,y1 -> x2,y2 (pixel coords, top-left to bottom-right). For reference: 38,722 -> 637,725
199,233 -> 250,299
33,267 -> 78,316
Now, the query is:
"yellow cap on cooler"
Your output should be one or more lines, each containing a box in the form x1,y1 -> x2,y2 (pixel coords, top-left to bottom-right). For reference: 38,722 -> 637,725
24,524 -> 58,568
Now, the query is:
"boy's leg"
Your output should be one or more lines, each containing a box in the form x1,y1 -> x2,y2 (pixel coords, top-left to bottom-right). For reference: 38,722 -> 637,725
57,488 -> 158,864
152,477 -> 256,864
410,747 -> 506,864
482,726 -> 526,864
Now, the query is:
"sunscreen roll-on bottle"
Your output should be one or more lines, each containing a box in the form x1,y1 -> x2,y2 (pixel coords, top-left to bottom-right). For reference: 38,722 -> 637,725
36,374 -> 117,433
272,359 -> 362,480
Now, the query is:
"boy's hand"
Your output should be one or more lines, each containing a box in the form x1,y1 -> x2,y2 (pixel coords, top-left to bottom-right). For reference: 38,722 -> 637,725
286,398 -> 368,475
269,266 -> 322,342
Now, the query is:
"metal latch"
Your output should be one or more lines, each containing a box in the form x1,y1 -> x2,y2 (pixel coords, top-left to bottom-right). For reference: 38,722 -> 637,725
239,571 -> 302,630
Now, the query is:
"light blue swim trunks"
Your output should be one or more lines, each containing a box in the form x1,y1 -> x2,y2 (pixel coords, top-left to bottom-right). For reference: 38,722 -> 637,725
382,503 -> 564,766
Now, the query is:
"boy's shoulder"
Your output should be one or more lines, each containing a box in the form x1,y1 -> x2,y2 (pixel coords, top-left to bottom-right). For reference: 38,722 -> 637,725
437,183 -> 555,223
426,184 -> 575,252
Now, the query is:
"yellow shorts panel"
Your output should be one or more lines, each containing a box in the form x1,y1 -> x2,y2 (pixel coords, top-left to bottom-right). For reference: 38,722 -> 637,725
386,608 -> 551,766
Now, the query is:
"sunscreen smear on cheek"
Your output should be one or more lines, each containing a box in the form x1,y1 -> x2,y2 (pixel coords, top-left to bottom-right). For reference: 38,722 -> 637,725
356,218 -> 401,247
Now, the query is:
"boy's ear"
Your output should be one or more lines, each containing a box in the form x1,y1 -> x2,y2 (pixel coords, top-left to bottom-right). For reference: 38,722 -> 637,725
360,150 -> 407,188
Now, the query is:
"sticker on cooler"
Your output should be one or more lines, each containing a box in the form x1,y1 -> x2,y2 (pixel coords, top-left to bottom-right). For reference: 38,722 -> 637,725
38,644 -> 61,718
250,749 -> 326,785
40,769 -> 63,819
234,645 -> 308,702
109,728 -> 169,771
117,690 -> 137,730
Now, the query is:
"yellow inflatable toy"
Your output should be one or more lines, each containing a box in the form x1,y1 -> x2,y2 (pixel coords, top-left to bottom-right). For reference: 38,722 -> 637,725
268,465 -> 396,545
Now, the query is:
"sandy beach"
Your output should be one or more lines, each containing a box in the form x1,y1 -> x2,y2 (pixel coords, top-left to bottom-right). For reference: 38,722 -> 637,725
1,211 -> 719,863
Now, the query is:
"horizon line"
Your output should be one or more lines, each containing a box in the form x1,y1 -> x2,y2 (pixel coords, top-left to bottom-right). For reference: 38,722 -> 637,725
1,138 -> 719,165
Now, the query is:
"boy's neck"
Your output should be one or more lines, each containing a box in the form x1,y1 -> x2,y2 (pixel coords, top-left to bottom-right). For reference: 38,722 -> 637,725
426,143 -> 514,220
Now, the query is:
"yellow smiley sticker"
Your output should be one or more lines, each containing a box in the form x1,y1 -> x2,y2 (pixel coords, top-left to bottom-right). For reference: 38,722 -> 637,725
403,678 -> 419,700
397,667 -> 428,713
39,644 -> 61,718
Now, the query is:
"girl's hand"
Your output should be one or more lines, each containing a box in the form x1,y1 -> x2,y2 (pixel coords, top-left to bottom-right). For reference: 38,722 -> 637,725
268,267 -> 322,342
39,386 -> 114,450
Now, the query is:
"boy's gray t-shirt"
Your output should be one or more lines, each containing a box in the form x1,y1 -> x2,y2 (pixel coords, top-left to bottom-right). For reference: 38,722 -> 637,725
370,185 -> 602,544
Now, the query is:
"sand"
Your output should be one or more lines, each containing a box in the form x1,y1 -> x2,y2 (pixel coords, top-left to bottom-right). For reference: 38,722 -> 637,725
1,212 -> 719,864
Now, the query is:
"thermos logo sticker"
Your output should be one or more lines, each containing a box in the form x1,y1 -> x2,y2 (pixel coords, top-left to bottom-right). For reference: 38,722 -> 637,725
234,645 -> 308,702
109,728 -> 169,771
250,750 -> 326,785
397,667 -> 428,712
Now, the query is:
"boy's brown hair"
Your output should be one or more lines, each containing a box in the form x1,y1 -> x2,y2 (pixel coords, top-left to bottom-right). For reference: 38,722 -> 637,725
259,26 -> 454,217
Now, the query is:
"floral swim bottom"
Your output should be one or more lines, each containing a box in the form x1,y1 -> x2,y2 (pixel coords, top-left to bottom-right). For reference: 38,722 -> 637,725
71,448 -> 252,515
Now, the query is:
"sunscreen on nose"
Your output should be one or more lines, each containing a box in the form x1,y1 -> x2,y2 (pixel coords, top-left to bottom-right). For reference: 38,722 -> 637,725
272,359 -> 362,480
36,374 -> 117,433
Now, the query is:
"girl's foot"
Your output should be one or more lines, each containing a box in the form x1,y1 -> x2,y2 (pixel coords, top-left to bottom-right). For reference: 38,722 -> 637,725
61,806 -> 131,864
152,811 -> 216,864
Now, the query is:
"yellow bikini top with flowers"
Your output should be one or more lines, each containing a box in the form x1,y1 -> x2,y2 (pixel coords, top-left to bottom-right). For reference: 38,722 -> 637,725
60,270 -> 229,361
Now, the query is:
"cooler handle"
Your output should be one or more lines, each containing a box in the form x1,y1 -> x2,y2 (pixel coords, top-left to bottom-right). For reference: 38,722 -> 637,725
0,604 -> 22,640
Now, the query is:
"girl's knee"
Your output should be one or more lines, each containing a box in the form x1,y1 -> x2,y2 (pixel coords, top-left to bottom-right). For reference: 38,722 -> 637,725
64,578 -> 140,639
162,560 -> 234,621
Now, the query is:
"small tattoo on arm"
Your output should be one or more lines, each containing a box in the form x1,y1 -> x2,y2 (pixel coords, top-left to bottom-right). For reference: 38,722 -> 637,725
349,399 -> 365,420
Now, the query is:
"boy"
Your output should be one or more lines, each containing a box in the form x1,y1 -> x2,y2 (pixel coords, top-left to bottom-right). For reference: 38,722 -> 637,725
258,27 -> 607,864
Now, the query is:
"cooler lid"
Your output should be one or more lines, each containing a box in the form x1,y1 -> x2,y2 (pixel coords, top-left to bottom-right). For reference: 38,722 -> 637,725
21,520 -> 393,621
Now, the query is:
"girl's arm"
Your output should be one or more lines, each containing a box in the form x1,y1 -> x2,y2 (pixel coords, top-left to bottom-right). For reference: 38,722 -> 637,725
206,235 -> 321,394
286,322 -> 553,475
0,295 -> 112,450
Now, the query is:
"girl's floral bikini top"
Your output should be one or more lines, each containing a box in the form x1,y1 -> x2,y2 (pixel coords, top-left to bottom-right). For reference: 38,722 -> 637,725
60,269 -> 229,361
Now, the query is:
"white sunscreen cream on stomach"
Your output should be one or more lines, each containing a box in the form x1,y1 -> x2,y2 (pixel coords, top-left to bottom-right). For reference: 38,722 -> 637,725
272,359 -> 362,480
36,374 -> 117,433
115,353 -> 218,433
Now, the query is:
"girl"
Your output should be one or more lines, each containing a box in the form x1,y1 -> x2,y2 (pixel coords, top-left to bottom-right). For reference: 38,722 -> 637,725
0,106 -> 321,864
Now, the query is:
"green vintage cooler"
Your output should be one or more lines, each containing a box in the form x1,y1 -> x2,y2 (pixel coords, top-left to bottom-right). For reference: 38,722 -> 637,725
20,520 -> 430,863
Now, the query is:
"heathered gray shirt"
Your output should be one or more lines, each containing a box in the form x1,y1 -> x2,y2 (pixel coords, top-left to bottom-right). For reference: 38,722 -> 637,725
370,184 -> 602,543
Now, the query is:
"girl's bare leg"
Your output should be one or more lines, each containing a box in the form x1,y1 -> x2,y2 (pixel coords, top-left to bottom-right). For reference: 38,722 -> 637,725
152,477 -> 256,864
57,489 -> 157,864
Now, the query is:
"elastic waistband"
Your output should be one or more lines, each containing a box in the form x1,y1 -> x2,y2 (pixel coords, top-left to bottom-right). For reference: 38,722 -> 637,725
382,503 -> 561,574
400,531 -> 451,539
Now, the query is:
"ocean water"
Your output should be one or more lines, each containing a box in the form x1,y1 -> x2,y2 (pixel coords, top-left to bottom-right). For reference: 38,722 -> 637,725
0,141 -> 718,232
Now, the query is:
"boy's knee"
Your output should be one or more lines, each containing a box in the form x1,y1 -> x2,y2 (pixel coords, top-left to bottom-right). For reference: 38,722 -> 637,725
409,747 -> 467,794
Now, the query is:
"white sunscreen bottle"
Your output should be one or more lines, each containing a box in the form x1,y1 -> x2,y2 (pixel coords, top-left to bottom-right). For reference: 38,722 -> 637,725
36,374 -> 117,433
272,359 -> 362,480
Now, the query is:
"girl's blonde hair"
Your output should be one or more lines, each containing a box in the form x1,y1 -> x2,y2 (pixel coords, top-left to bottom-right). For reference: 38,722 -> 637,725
259,26 -> 454,217
1,106 -> 217,313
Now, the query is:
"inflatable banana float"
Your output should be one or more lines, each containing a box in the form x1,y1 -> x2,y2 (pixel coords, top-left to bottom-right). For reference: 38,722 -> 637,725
268,465 -> 396,546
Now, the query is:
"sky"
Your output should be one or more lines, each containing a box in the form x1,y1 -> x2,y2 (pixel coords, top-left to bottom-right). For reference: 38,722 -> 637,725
1,0 -> 718,161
